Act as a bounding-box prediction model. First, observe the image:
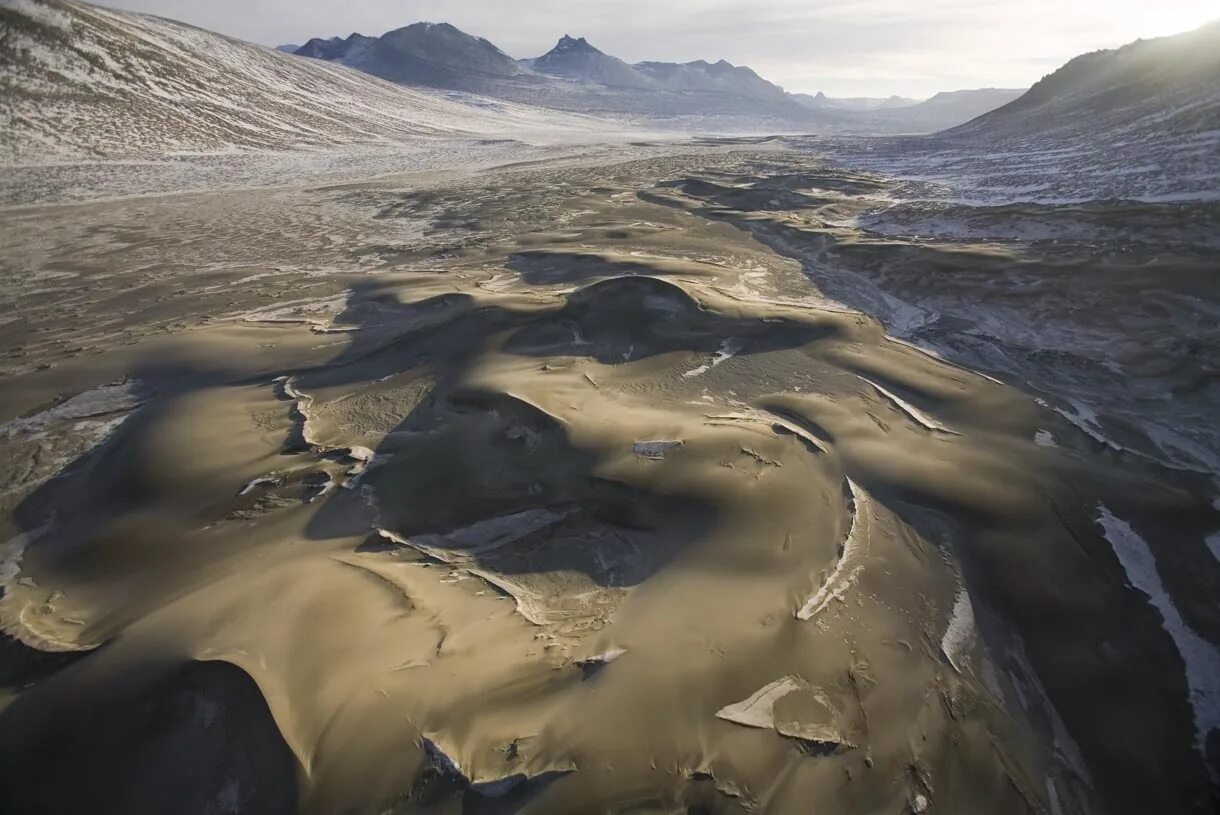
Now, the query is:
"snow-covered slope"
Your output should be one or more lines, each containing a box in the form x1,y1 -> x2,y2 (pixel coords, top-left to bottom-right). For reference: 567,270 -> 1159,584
0,0 -> 601,163
955,22 -> 1220,139
800,23 -> 1220,203
932,22 -> 1220,200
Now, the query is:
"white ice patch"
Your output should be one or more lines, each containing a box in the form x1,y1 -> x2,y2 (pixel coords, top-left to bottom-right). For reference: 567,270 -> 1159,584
376,508 -> 570,565
716,676 -> 805,730
421,508 -> 567,555
1034,430 -> 1056,448
1206,532 -> 1220,566
1046,777 -> 1065,815
941,586 -> 976,673
237,474 -> 281,496
797,479 -> 871,620
633,440 -> 683,460
703,410 -> 829,455
420,734 -> 573,798
2,0 -> 73,30
715,675 -> 850,746
576,647 -> 627,668
278,376 -> 321,448
305,471 -> 336,503
0,520 -> 53,589
683,338 -> 741,378
0,380 -> 142,438
341,445 -> 376,487
860,377 -> 959,435
1097,505 -> 1220,753
1053,399 -> 1119,451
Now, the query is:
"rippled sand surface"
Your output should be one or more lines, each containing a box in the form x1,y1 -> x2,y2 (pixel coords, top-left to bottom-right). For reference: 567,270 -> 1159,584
1,148 -> 1218,814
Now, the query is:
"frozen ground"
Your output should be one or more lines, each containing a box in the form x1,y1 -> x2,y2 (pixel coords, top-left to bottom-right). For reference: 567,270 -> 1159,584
0,140 -> 702,206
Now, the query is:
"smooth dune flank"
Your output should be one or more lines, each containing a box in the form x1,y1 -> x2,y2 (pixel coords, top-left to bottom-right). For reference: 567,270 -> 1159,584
2,147 -> 1218,814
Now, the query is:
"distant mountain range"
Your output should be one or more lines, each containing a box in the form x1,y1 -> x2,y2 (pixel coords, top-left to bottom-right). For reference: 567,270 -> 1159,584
287,24 -> 1025,133
791,92 -> 919,111
7,0 -> 1215,188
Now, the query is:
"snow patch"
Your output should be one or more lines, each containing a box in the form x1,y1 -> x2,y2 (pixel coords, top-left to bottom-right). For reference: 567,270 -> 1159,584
1097,505 -> 1220,753
940,585 -> 976,673
3,0 -> 72,31
1206,532 -> 1220,565
683,338 -> 741,378
0,380 -> 143,438
633,440 -> 683,459
797,479 -> 871,620
716,675 -> 851,746
860,377 -> 959,435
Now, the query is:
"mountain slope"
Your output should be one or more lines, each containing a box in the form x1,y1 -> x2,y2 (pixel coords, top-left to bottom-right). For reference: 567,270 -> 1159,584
955,21 -> 1220,136
813,22 -> 1220,202
0,0 -> 598,162
528,35 -> 654,89
938,22 -> 1220,199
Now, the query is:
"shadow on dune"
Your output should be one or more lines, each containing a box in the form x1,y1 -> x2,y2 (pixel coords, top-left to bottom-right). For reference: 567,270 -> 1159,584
0,659 -> 298,815
295,262 -> 849,588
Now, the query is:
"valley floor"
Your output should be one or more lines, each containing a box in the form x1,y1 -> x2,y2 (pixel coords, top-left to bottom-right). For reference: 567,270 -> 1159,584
1,146 -> 1218,815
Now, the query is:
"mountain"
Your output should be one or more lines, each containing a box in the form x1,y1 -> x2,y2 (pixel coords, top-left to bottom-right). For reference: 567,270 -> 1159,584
932,22 -> 1220,199
527,35 -> 655,89
788,88 -> 1022,131
295,33 -> 376,62
0,0 -> 598,163
954,22 -> 1220,137
634,59 -> 787,101
295,22 -> 526,86
789,91 -> 830,108
818,23 -> 1220,203
912,88 -> 1025,116
290,24 -> 839,128
792,92 -> 920,111
877,94 -> 919,109
867,88 -> 1026,131
282,19 -> 1015,134
274,43 -> 299,54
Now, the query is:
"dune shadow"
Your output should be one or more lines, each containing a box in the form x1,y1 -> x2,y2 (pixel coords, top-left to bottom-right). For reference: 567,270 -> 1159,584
0,658 -> 298,815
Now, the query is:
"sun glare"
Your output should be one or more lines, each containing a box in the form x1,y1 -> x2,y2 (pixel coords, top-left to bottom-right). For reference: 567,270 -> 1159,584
1111,0 -> 1219,39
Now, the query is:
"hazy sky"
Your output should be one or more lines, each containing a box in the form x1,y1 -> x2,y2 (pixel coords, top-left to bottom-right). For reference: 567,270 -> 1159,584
97,0 -> 1217,97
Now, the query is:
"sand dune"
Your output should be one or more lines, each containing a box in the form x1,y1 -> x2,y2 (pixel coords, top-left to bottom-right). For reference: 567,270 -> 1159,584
1,147 -> 1218,815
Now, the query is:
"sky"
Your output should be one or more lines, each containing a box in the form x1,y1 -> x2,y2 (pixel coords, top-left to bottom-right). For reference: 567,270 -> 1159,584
96,0 -> 1218,97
